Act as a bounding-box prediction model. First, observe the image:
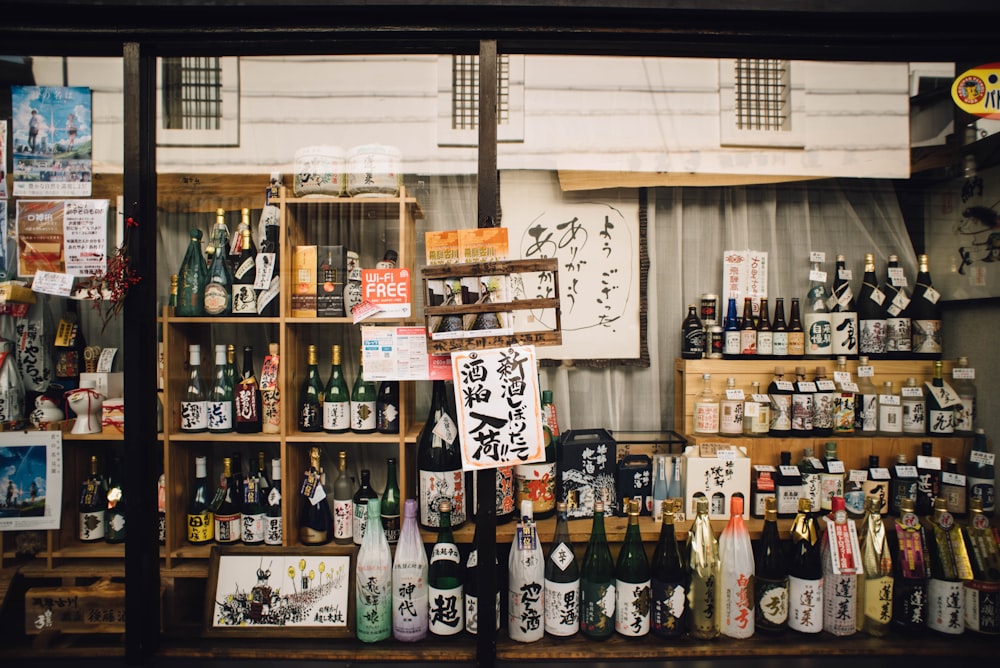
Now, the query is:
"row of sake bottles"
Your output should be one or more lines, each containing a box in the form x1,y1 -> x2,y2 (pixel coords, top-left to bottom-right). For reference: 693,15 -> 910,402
693,357 -> 977,438
352,490 -> 1000,644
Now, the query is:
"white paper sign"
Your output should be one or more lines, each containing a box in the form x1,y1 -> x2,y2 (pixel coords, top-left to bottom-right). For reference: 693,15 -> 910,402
31,270 -> 74,296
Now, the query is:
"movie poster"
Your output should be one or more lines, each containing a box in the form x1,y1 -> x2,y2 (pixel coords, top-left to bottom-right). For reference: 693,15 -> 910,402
11,86 -> 92,198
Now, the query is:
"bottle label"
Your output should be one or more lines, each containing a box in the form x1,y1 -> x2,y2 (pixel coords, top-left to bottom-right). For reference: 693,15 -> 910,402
813,393 -> 833,430
804,314 -> 832,354
465,591 -> 478,634
381,513 -> 400,543
757,331 -> 773,356
207,400 -> 233,431
719,400 -> 743,434
721,570 -> 754,638
651,578 -> 686,637
353,501 -> 368,545
823,514 -> 861,574
833,393 -> 855,433
878,404 -> 902,433
235,384 -> 261,428
886,316 -> 912,352
683,326 -> 705,356
859,318 -> 887,354
859,394 -> 878,432
393,571 -> 429,640
791,394 -> 813,431
777,482 -> 802,516
234,257 -> 255,281
180,400 -> 208,431
256,277 -> 279,314
580,580 -> 615,637
515,462 -> 557,516
771,331 -> 788,356
801,472 -> 821,510
968,477 -> 995,513
756,576 -> 789,628
351,399 -> 377,432
863,575 -> 893,627
333,498 -> 353,541
928,409 -> 955,434
694,402 -> 719,433
894,578 -> 927,629
753,402 -> 771,434
615,578 -> 651,636
740,330 -> 757,356
242,512 -> 265,543
187,511 -> 214,543
687,573 -> 717,638
510,580 -> 546,641
830,312 -> 858,356
264,515 -> 282,545
912,319 -> 943,354
927,578 -> 965,634
418,469 -> 466,527
901,399 -> 926,433
822,573 -> 857,635
964,582 -> 1000,634
79,509 -> 106,541
724,330 -> 741,356
428,585 -> 464,635
770,394 -> 791,431
787,331 -> 805,357
231,285 -> 257,314
203,283 -> 230,315
861,480 -> 889,514
214,512 -> 241,543
788,576 -> 823,632
544,578 -> 581,636
955,398 -> 975,432
299,402 -> 321,431
323,401 -> 350,431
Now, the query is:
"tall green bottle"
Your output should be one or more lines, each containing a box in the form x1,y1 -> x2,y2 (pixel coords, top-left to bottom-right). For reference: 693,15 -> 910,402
175,229 -> 207,317
350,346 -> 377,434
580,500 -> 615,640
544,500 -> 579,637
380,458 -> 401,544
615,498 -> 650,637
651,500 -> 686,638
428,500 -> 463,636
203,209 -> 234,316
323,345 -> 351,434
297,344 -> 323,432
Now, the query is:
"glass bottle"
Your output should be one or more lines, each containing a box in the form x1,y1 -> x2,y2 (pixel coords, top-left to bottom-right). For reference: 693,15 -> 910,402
812,366 -> 835,437
545,500 -> 580,637
213,457 -> 241,545
207,344 -> 233,433
234,346 -> 263,433
297,344 -> 323,432
323,344 -> 351,434
256,192 -> 281,318
350,346 -> 377,434
830,254 -> 859,357
428,500 -> 464,636
187,455 -> 214,545
952,356 -> 977,435
180,344 -> 208,433
719,495 -> 755,638
204,209 -> 234,316
79,455 -> 106,542
926,360 -> 955,436
820,496 -> 859,636
723,297 -> 741,359
854,356 -> 879,434
925,497 -> 974,634
299,446 -> 333,545
819,441 -> 845,512
756,297 -> 773,358
580,499 -> 615,640
464,512 -> 500,635
798,447 -> 822,514
515,389 -> 558,520
352,468 -> 378,546
876,380 -> 902,437
787,297 -> 805,358
888,497 -> 928,634
355,497 -> 392,643
693,373 -> 719,435
719,376 -> 744,435
393,499 -> 429,642
787,498 -> 823,634
650,500 -> 686,639
790,366 -> 814,436
376,380 -> 400,434
687,496 -> 720,639
882,254 -> 912,358
844,464 -> 867,520
681,304 -> 705,359
175,229 -> 207,317
857,496 -> 893,636
615,498 -> 650,637
264,457 -> 282,546
232,227 -> 258,315
750,465 -> 776,519
858,253 -> 887,357
767,366 -> 793,437
417,380 -> 466,530
240,452 -> 266,546
332,450 -> 354,544
832,355 -> 856,434
916,441 -> 942,516
803,254 -> 832,359
775,451 -> 803,519
261,342 -> 281,434
509,500 -> 545,642
381,458 -> 401,544
739,296 -> 757,357
963,498 -> 1000,611
755,497 -> 788,635
889,453 -> 918,516
862,455 -> 890,517
157,470 -> 166,546
205,207 -> 230,271
910,253 -> 943,358
744,380 -> 771,437
168,273 -> 178,308
967,428 -> 995,517
941,458 -> 967,518
53,298 -> 86,392
771,297 -> 789,358
901,377 -> 926,435
651,455 -> 669,523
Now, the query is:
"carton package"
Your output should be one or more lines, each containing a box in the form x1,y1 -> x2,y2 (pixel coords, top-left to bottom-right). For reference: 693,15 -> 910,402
615,453 -> 652,516
682,443 -> 750,520
556,428 -> 617,519
316,245 -> 347,317
291,245 -> 317,317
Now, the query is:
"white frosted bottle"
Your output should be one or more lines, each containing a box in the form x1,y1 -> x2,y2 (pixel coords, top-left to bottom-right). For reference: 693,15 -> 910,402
393,499 -> 428,641
508,500 -> 545,642
719,495 -> 755,638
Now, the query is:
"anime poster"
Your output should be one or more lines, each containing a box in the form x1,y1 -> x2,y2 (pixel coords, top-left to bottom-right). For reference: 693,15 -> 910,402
11,86 -> 92,198
1,119 -> 8,198
0,431 -> 63,531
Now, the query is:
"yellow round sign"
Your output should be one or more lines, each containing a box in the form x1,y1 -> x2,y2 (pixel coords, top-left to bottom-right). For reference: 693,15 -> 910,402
952,63 -> 1000,120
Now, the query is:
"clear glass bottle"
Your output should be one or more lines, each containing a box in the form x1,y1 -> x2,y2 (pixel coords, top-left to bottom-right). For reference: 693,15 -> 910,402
812,366 -> 835,437
877,380 -> 902,436
854,356 -> 879,434
509,500 -> 545,642
693,373 -> 719,435
393,499 -> 428,642
832,355 -> 856,434
351,346 -> 377,434
687,496 -> 720,639
356,498 -> 392,643
180,344 -> 208,433
323,344 -> 351,434
545,500 -> 580,637
819,441 -> 845,512
614,499 -> 650,637
900,377 -> 926,435
332,450 -> 354,544
580,500 -> 615,640
719,495 -> 755,638
719,376 -> 744,435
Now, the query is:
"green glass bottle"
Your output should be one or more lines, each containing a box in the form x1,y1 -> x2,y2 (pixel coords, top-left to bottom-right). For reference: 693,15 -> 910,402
351,346 -> 377,434
298,344 -> 323,432
651,500 -> 686,639
615,498 -> 650,637
175,229 -> 207,317
323,345 -> 351,434
754,497 -> 788,634
203,209 -> 233,316
428,500 -> 463,636
544,500 -> 580,637
380,458 -> 401,544
580,500 -> 615,640
356,498 -> 392,642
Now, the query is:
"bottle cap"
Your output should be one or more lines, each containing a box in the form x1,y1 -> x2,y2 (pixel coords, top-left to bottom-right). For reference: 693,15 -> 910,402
831,496 -> 846,512
730,495 -> 744,516
798,497 -> 812,513
970,497 -> 984,512
404,498 -> 418,517
438,499 -> 452,513
899,497 -> 915,513
593,500 -> 604,513
695,497 -> 708,514
556,501 -> 567,513
933,497 -> 948,511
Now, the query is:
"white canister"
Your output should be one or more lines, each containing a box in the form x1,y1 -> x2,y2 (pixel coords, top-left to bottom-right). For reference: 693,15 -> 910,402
346,144 -> 401,197
293,145 -> 346,196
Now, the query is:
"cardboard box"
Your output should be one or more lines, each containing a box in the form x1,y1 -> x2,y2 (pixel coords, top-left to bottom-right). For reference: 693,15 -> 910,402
80,371 -> 123,399
615,453 -> 652,516
682,443 -> 750,520
291,245 -> 317,317
557,428 -> 617,519
316,245 -> 347,317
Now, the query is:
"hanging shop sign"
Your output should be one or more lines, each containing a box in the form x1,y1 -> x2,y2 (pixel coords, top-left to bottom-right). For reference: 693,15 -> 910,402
952,63 -> 1000,120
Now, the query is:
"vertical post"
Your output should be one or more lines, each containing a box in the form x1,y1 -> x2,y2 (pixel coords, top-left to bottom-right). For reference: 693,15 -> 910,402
123,41 -> 160,664
476,38 -> 499,668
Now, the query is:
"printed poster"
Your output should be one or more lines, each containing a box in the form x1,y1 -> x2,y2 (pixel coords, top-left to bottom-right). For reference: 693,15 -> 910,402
0,431 -> 63,532
1,119 -> 7,198
15,199 -> 109,278
11,86 -> 93,197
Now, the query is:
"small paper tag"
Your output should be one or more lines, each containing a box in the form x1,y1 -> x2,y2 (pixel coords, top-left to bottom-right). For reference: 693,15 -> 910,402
842,382 -> 859,393
869,467 -> 891,480
776,381 -> 795,391
809,269 -> 827,283
754,464 -> 778,473
971,451 -> 995,466
849,469 -> 868,483
779,465 -> 801,477
797,381 -> 817,393
896,465 -> 918,477
923,286 -> 941,304
726,389 -> 745,401
888,266 -> 906,286
352,299 -> 383,324
744,401 -> 759,417
716,448 -> 737,461
917,455 -> 942,471
857,365 -> 874,377
826,461 -> 845,474
870,288 -> 886,306
810,251 -> 826,263
900,386 -> 923,397
942,471 -> 966,486
839,268 -> 853,281
825,514 -> 861,574
752,394 -> 770,403
97,347 -> 117,373
952,367 -> 976,380
833,371 -> 851,385
879,394 -> 900,406
816,380 -> 836,391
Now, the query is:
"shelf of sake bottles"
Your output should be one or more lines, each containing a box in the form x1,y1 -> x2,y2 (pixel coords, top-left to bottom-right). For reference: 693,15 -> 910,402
156,636 -> 475,664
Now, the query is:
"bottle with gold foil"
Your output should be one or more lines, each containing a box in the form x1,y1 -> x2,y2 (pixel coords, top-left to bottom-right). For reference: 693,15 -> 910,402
963,497 -> 1000,635
888,497 -> 928,634
857,496 -> 893,635
925,497 -> 974,634
687,496 -> 720,639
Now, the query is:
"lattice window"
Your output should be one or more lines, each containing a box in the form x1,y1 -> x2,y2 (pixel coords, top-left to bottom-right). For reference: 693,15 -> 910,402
162,57 -> 224,131
439,55 -> 523,145
734,59 -> 789,132
451,54 -> 511,130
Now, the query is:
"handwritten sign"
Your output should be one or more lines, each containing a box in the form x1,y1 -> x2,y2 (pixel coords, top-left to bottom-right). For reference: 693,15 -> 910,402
15,199 -> 109,277
31,270 -> 74,296
451,345 -> 544,471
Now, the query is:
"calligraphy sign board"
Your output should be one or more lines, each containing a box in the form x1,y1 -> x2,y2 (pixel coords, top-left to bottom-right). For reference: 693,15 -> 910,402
451,345 -> 545,472
26,579 -> 128,635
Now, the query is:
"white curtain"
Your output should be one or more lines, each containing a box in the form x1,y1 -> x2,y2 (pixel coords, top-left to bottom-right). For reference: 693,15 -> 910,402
536,178 -> 916,434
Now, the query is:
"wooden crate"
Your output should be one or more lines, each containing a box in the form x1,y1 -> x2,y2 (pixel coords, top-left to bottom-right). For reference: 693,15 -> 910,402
25,578 -> 125,635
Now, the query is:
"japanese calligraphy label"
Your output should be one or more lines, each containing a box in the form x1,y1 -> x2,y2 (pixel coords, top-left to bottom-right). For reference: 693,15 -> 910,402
451,345 -> 544,472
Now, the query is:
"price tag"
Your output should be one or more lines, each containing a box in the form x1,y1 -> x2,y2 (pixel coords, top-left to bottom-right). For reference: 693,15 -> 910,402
971,451 -> 995,466
797,381 -> 817,393
826,460 -> 846,474
809,269 -> 828,283
754,464 -> 777,473
888,291 -> 910,316
842,382 -> 859,393
901,386 -> 923,398
808,457 -> 824,469
917,455 -> 942,471
31,270 -> 74,297
752,394 -> 770,403
97,347 -> 117,373
776,381 -> 795,391
857,365 -> 874,377
849,469 -> 869,482
923,286 -> 941,304
839,268 -> 853,280
870,467 -> 891,480
895,465 -> 918,477
888,266 -> 907,286
924,380 -> 963,408
826,294 -> 839,311
810,251 -> 827,263
726,389 -> 745,401
716,448 -> 737,461
879,394 -> 900,406
780,465 -> 801,477
952,367 -> 976,380
836,287 -> 854,308
816,379 -> 836,391
870,287 -> 886,306
942,471 -> 966,486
